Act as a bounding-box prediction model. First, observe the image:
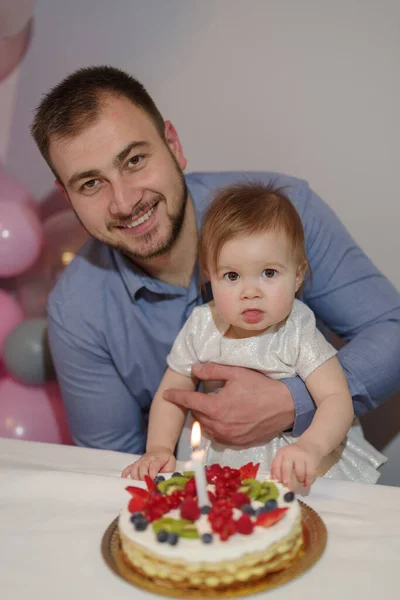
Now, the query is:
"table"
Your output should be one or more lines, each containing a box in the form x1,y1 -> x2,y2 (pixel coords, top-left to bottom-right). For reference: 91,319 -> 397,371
0,437 -> 399,599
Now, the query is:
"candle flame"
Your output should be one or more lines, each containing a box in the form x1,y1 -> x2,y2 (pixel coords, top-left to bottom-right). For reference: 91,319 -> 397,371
191,421 -> 201,448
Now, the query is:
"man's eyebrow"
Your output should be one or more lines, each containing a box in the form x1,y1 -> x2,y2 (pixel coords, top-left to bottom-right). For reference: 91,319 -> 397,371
113,141 -> 150,167
67,141 -> 150,188
67,169 -> 101,189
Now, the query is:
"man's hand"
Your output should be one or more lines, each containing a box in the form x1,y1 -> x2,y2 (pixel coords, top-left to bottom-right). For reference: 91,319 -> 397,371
163,363 -> 295,446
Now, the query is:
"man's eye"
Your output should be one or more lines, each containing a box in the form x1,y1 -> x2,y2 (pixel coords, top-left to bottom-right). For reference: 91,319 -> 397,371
127,155 -> 144,168
223,272 -> 239,281
82,179 -> 100,191
262,269 -> 277,278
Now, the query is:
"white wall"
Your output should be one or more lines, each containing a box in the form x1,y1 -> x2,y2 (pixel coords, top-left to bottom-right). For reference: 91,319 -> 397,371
3,0 -> 400,484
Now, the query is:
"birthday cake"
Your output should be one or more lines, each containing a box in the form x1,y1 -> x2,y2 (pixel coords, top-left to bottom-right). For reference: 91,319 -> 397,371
118,463 -> 303,591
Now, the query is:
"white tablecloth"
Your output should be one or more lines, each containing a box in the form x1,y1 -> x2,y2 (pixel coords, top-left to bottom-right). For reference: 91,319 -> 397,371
0,437 -> 399,599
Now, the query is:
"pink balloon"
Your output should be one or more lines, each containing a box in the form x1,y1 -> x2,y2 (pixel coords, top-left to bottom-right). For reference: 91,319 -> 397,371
0,166 -> 39,214
0,199 -> 42,277
0,18 -> 32,83
0,289 -> 23,354
15,209 -> 89,317
0,378 -> 73,445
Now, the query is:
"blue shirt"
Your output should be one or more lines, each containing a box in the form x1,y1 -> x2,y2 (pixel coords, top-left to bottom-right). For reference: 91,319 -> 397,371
47,171 -> 400,453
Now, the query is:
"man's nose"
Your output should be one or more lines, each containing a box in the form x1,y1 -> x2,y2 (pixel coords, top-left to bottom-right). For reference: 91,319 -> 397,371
108,182 -> 142,217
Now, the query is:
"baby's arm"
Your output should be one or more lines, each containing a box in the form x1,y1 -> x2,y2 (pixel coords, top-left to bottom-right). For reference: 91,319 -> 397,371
272,356 -> 354,487
122,367 -> 197,480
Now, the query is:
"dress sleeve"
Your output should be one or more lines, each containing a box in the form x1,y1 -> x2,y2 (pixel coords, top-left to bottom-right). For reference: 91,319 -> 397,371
292,302 -> 337,381
166,308 -> 202,377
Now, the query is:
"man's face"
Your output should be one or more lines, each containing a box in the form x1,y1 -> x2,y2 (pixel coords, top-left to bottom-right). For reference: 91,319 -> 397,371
49,95 -> 188,261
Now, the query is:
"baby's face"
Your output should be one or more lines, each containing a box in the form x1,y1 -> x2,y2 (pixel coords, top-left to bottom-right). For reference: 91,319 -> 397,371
209,230 -> 304,338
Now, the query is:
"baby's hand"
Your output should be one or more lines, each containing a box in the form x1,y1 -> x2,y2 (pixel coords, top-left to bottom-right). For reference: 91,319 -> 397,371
271,441 -> 321,490
121,449 -> 176,481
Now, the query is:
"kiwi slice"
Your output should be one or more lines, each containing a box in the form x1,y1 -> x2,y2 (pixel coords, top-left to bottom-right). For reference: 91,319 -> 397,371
183,471 -> 195,478
152,517 -> 177,534
157,476 -> 188,494
238,478 -> 262,499
179,520 -> 200,539
257,481 -> 279,503
152,517 -> 199,539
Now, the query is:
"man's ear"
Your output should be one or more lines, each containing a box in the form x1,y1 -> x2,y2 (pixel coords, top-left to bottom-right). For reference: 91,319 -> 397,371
164,120 -> 187,170
55,180 -> 71,204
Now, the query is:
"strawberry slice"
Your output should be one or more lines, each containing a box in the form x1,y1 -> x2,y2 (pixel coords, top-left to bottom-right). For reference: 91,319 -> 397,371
128,495 -> 147,513
239,462 -> 260,480
144,475 -> 157,493
255,507 -> 288,528
125,486 -> 150,499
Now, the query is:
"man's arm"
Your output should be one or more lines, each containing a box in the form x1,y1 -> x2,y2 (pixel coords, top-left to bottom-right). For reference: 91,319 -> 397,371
47,313 -> 147,453
284,184 -> 400,434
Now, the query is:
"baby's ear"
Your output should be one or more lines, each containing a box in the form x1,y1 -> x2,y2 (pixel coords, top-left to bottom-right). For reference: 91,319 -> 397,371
295,263 -> 307,292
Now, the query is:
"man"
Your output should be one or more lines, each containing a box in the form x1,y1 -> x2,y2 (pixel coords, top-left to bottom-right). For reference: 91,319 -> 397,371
31,65 -> 400,455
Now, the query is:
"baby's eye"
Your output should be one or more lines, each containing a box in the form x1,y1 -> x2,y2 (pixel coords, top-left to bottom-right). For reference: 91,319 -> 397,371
262,269 -> 277,279
223,271 -> 240,281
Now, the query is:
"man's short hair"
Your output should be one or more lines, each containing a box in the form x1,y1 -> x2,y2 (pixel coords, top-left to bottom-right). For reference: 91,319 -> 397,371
31,65 -> 165,181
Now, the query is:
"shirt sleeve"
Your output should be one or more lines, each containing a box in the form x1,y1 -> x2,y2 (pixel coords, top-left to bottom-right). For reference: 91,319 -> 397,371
291,302 -> 337,381
166,309 -> 200,376
47,310 -> 147,454
284,184 -> 400,435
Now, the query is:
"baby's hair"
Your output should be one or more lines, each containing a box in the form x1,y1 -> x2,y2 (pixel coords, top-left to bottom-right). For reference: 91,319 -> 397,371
198,182 -> 310,282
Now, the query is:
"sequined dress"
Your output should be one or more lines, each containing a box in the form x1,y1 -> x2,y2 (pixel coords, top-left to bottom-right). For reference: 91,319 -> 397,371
167,300 -> 387,483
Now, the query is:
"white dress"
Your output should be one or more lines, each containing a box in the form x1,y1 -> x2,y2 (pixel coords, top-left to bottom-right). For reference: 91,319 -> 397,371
167,300 -> 387,483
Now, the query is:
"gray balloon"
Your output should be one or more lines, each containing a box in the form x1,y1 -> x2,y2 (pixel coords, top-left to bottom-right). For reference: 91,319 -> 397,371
3,318 -> 56,385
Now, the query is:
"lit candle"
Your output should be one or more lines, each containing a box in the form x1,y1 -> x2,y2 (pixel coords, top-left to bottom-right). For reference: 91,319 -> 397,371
190,421 -> 209,507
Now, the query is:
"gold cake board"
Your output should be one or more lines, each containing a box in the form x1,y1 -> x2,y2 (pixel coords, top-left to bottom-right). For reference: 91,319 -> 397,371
101,501 -> 327,598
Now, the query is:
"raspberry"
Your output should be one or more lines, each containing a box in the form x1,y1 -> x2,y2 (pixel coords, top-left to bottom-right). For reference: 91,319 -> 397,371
206,464 -> 223,484
231,492 -> 251,508
235,514 -> 254,535
210,515 -> 225,533
180,497 -> 200,521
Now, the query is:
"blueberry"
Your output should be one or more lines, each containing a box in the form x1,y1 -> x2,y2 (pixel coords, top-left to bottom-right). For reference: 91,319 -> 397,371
156,530 -> 169,543
284,491 -> 295,502
172,472 -> 182,478
255,506 -> 268,517
200,505 -> 211,515
134,517 -> 149,531
130,512 -> 143,523
154,475 -> 165,483
241,504 -> 256,516
201,533 -> 213,544
265,499 -> 278,511
167,532 -> 179,546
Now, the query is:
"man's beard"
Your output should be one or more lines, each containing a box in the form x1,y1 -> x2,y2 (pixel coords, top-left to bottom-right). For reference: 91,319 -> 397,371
121,173 -> 188,262
71,157 -> 189,262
